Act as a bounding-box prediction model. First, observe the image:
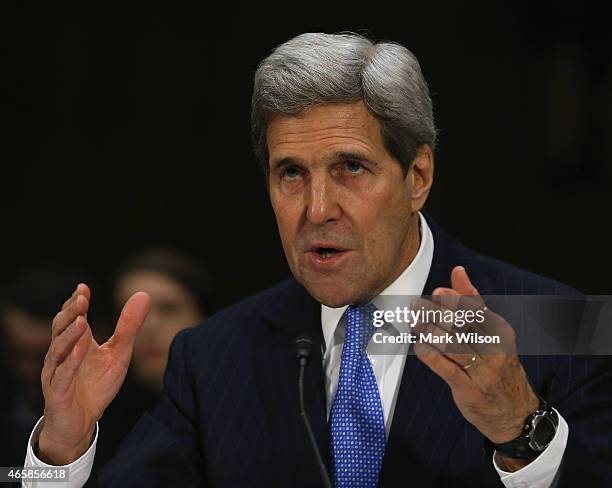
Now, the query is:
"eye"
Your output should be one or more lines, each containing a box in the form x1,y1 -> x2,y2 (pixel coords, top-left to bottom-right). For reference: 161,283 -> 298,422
282,165 -> 302,180
344,161 -> 364,174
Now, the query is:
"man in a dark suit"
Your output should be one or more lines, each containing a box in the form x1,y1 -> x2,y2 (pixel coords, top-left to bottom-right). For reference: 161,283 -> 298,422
25,32 -> 612,487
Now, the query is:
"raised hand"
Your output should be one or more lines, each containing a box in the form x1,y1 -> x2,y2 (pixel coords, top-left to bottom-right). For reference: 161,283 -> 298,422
413,266 -> 540,471
38,283 -> 150,465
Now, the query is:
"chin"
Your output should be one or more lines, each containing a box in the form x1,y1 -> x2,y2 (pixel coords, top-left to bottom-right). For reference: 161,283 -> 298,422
303,282 -> 365,308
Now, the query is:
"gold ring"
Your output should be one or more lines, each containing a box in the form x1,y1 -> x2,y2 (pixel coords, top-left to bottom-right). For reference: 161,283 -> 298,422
462,355 -> 477,370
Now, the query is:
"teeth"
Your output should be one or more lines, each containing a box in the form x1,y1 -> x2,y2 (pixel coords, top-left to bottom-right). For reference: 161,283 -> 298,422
319,249 -> 337,259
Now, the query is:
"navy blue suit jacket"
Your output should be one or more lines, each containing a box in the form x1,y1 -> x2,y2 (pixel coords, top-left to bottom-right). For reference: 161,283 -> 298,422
97,217 -> 612,487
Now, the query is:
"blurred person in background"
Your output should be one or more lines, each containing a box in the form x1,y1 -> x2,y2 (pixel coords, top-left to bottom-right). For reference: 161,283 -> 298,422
95,247 -> 214,467
0,263 -> 87,466
112,247 -> 213,392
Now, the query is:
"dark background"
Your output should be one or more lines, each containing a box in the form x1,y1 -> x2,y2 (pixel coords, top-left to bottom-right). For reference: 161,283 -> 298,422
3,1 -> 611,314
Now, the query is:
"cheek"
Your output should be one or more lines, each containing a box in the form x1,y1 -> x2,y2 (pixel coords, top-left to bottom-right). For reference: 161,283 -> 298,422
272,204 -> 300,250
359,192 -> 411,252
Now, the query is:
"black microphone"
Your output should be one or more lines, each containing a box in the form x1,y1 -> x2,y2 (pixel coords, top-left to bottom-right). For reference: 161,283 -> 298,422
294,334 -> 333,488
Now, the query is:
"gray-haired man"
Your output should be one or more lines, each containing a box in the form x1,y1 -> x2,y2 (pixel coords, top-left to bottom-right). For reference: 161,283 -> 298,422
23,32 -> 612,487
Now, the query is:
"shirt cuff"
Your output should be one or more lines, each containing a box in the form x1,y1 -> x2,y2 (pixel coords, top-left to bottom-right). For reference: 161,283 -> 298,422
22,416 -> 98,488
493,408 -> 568,488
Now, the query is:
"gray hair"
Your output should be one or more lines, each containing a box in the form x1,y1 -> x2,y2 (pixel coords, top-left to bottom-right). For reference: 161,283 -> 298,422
251,32 -> 437,176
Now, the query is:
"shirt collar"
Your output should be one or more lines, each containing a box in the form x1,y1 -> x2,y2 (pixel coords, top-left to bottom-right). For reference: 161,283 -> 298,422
320,212 -> 435,351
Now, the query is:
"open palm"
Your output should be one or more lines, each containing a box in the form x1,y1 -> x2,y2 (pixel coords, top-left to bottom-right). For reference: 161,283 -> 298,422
39,284 -> 150,465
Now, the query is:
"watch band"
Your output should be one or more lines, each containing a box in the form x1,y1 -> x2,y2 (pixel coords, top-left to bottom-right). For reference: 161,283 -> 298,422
484,396 -> 559,460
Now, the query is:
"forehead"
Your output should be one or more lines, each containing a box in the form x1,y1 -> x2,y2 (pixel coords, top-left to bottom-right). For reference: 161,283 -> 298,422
266,102 -> 387,162
116,270 -> 188,299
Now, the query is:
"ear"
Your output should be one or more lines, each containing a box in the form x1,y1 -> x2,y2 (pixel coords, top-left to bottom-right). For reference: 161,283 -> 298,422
407,144 -> 434,212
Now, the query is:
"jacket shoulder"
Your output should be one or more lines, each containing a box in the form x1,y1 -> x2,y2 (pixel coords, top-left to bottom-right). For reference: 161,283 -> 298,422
180,278 -> 301,352
471,250 -> 581,296
424,214 -> 581,296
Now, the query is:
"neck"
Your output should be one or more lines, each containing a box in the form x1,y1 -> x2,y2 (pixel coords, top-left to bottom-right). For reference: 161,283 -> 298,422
364,212 -> 422,303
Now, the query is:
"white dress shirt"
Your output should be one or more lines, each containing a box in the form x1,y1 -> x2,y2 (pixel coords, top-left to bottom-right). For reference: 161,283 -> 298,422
23,212 -> 567,488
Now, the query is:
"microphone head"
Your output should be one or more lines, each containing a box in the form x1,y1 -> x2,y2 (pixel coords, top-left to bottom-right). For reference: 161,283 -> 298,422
294,334 -> 313,364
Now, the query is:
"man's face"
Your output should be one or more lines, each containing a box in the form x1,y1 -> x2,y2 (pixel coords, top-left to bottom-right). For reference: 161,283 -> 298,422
267,102 -> 430,307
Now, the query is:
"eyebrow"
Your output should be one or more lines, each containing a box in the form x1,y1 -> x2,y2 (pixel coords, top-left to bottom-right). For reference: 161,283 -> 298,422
270,151 -> 378,172
270,156 -> 303,173
335,151 -> 378,167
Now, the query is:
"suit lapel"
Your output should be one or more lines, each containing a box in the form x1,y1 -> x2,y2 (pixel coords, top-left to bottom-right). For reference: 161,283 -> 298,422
379,223 -> 466,486
379,353 -> 467,486
380,215 -> 496,485
253,280 -> 330,487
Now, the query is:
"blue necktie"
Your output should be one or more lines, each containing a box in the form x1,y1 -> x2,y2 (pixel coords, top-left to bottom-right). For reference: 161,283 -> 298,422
329,304 -> 386,487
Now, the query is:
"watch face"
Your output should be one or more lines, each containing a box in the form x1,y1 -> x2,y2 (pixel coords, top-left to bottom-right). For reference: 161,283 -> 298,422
529,412 -> 557,451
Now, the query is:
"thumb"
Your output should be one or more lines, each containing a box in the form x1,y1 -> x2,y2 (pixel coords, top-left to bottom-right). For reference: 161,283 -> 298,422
108,292 -> 151,363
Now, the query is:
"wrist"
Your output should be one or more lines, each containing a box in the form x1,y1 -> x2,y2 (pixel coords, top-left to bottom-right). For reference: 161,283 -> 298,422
487,393 -> 540,444
38,426 -> 95,465
494,452 -> 537,472
486,395 -> 558,462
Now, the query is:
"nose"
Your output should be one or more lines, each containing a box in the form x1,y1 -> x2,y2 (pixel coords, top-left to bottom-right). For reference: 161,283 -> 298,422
139,306 -> 161,335
305,172 -> 342,224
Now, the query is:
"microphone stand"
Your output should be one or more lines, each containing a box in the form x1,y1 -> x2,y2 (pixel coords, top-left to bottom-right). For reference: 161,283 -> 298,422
295,335 -> 333,488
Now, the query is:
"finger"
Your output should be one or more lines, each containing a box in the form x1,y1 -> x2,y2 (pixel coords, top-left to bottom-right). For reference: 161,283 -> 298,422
413,295 -> 485,336
451,267 -> 486,306
107,292 -> 151,367
52,294 -> 90,340
45,315 -> 88,372
411,297 -> 457,334
432,266 -> 483,308
415,302 -> 507,358
412,319 -> 482,366
42,315 -> 87,390
60,287 -> 77,311
50,321 -> 93,395
414,342 -> 469,390
432,287 -> 485,314
431,287 -> 462,311
432,277 -> 516,357
451,266 -> 478,295
61,283 -> 91,311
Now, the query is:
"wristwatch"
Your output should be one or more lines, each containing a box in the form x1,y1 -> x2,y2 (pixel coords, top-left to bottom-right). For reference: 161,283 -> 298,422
486,396 -> 559,460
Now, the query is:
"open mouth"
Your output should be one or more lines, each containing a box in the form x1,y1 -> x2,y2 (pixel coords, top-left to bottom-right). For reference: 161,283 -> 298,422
315,247 -> 341,260
305,242 -> 351,267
